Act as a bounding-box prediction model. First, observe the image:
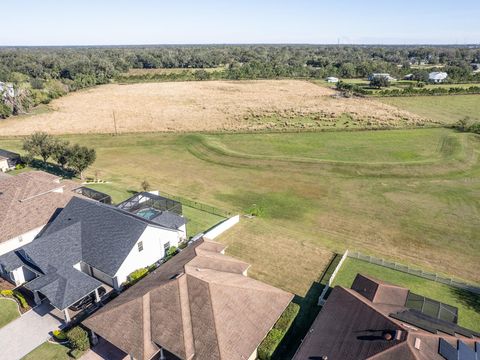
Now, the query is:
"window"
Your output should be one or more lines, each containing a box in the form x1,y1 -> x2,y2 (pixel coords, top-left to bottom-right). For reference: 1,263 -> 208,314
138,241 -> 143,252
164,242 -> 170,252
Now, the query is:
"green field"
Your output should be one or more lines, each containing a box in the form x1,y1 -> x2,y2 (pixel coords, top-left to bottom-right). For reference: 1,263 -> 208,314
1,127 -> 479,297
0,298 -> 20,328
332,258 -> 480,332
380,95 -> 480,124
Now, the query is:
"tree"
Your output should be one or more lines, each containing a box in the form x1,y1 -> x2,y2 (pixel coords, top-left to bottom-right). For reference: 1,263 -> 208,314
22,131 -> 55,163
68,144 -> 96,180
51,139 -> 71,169
141,179 -> 150,191
370,76 -> 390,88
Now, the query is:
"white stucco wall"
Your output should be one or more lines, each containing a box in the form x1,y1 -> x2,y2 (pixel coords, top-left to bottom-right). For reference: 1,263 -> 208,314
203,215 -> 240,240
9,266 -> 37,286
114,225 -> 180,288
0,159 -> 9,172
0,225 -> 45,256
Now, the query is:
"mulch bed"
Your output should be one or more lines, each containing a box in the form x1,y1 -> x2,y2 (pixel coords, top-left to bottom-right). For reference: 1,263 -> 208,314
0,278 -> 15,291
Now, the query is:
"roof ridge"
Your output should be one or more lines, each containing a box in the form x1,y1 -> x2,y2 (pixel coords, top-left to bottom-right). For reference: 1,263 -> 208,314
204,278 -> 223,360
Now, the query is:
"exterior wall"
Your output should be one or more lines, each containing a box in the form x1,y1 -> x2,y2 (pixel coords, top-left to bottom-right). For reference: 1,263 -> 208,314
203,215 -> 240,240
178,224 -> 187,241
248,348 -> 258,360
0,159 -> 9,172
0,225 -> 45,256
9,266 -> 37,286
114,226 -> 180,289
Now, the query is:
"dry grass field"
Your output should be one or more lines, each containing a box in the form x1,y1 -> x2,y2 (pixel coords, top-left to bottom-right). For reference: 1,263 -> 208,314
0,80 -> 428,136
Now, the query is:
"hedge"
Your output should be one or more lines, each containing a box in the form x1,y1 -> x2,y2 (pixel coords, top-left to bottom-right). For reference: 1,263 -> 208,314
66,326 -> 90,352
13,290 -> 28,309
257,302 -> 300,360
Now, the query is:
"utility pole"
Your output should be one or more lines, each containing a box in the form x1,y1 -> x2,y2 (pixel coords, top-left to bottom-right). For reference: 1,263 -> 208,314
112,110 -> 118,135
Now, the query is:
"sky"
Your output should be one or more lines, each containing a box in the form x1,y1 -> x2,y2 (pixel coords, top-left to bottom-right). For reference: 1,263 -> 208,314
1,0 -> 479,46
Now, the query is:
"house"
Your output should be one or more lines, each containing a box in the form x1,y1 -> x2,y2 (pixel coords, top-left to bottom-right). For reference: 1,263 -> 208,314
368,73 -> 397,82
0,196 -> 187,322
293,274 -> 479,360
0,81 -> 15,99
403,73 -> 415,80
0,149 -> 21,172
429,71 -> 448,83
326,76 -> 339,83
83,238 -> 293,360
0,171 -> 84,256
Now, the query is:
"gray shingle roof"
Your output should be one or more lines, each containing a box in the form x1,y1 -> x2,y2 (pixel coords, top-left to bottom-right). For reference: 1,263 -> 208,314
151,210 -> 186,229
1,197 -> 179,310
41,197 -> 174,276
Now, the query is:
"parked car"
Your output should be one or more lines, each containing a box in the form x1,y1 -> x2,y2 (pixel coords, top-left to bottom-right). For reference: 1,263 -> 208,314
69,287 -> 106,311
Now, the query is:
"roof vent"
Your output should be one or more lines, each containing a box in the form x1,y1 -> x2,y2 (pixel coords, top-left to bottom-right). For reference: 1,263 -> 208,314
382,332 -> 393,341
414,338 -> 421,350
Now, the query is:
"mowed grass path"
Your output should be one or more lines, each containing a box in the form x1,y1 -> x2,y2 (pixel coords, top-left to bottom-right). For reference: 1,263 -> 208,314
380,95 -> 480,124
1,128 -> 479,296
332,258 -> 480,332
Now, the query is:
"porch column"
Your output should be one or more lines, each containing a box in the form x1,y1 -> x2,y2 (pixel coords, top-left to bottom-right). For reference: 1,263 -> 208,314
33,291 -> 41,305
64,308 -> 71,323
159,348 -> 166,360
90,330 -> 98,346
94,288 -> 101,303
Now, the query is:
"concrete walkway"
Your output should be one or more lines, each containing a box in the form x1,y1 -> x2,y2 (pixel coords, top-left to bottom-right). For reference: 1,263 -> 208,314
0,302 -> 63,360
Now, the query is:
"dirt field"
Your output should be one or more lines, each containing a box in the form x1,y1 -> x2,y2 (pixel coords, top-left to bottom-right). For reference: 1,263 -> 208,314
0,80 -> 427,136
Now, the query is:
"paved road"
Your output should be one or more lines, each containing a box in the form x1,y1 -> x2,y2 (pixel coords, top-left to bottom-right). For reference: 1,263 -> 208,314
0,302 -> 63,360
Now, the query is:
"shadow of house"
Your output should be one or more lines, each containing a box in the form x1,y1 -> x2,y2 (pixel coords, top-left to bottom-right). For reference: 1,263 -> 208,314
450,287 -> 480,314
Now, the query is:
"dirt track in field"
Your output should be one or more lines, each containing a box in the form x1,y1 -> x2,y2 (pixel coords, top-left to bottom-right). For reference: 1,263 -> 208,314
0,80 -> 426,136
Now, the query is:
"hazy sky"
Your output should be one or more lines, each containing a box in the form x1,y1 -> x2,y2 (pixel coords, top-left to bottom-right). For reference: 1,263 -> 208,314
2,0 -> 479,46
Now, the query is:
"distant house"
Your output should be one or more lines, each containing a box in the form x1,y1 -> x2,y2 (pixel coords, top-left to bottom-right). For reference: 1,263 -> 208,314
403,73 -> 415,80
0,195 -> 186,322
83,238 -> 293,360
368,73 -> 397,82
0,171 -> 83,256
0,82 -> 15,99
429,71 -> 448,83
0,149 -> 20,172
326,76 -> 339,83
293,274 -> 480,360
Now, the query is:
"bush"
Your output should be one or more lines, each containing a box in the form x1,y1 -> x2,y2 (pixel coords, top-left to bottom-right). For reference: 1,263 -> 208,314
166,246 -> 178,258
15,163 -> 25,170
66,326 -> 90,352
13,290 -> 29,309
127,268 -> 149,284
0,289 -> 13,297
53,329 -> 67,341
257,302 -> 300,360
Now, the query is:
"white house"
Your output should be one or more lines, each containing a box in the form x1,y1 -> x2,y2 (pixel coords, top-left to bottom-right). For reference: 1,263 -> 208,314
368,73 -> 397,82
0,82 -> 15,99
326,76 -> 339,83
0,196 -> 186,322
0,149 -> 20,172
0,171 -> 83,256
429,72 -> 448,83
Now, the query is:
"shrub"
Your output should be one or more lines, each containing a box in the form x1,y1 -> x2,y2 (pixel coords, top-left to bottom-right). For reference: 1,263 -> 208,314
166,246 -> 178,258
257,302 -> 300,360
13,290 -> 29,309
128,268 -> 149,284
15,163 -> 25,170
0,289 -> 13,297
53,329 -> 67,341
66,326 -> 90,351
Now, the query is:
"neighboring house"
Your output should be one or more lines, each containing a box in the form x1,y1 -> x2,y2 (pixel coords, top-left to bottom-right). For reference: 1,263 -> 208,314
0,196 -> 186,322
429,71 -> 448,83
0,81 -> 15,99
0,171 -> 83,256
0,149 -> 21,172
368,73 -> 397,82
326,76 -> 339,83
293,274 -> 480,360
403,73 -> 415,80
83,238 -> 293,360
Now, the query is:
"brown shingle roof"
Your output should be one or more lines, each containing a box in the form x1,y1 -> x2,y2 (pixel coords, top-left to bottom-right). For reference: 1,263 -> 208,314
0,171 -> 82,243
84,239 -> 293,360
293,274 -> 480,360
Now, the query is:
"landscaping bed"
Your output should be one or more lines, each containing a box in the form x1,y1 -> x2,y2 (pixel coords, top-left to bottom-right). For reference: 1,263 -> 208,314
0,289 -> 30,314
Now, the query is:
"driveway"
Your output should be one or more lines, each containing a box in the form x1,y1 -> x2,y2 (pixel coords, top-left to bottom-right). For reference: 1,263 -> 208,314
0,302 -> 63,360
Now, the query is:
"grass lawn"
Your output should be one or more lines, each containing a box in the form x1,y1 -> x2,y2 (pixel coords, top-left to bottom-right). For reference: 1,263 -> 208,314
1,127 -> 479,297
332,258 -> 480,332
0,298 -> 20,328
21,342 -> 81,360
380,95 -> 480,124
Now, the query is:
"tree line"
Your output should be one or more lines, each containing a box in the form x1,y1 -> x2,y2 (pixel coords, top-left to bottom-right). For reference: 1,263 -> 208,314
1,45 -> 480,118
22,132 -> 96,179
